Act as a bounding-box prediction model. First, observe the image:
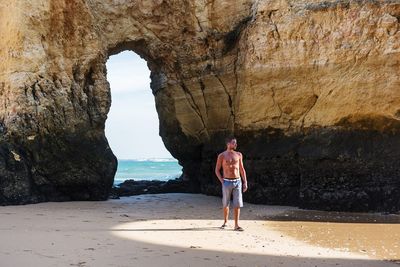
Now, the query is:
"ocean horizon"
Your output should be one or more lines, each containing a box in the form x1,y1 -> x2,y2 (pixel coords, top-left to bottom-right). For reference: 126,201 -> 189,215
114,158 -> 182,185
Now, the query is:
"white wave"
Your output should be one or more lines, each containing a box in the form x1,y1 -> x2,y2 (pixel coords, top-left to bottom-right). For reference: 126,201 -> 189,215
119,158 -> 178,162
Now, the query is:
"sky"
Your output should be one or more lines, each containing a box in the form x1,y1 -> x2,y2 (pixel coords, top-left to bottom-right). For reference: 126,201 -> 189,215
105,51 -> 173,159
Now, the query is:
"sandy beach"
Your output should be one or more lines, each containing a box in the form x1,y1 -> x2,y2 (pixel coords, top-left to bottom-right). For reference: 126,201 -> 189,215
0,193 -> 399,267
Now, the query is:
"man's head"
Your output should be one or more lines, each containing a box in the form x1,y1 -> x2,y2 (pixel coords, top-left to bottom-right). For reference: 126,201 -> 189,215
225,136 -> 237,150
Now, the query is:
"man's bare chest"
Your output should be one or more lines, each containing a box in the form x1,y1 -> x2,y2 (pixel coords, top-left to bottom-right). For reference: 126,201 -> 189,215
223,154 -> 240,166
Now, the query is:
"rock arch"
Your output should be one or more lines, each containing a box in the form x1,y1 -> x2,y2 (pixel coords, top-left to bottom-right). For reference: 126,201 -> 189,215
1,0 -> 400,211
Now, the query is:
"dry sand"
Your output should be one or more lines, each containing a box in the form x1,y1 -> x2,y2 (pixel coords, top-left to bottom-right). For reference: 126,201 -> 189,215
0,193 -> 398,267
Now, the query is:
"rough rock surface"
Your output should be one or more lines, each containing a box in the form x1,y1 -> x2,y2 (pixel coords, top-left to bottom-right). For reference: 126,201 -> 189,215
110,178 -> 197,198
0,0 -> 399,211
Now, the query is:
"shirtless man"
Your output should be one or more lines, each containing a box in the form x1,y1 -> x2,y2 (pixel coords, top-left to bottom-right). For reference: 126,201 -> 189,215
215,136 -> 248,231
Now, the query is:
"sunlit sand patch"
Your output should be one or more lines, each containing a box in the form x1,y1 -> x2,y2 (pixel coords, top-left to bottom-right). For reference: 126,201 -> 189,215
264,210 -> 400,262
111,219 -> 261,252
111,219 -> 377,259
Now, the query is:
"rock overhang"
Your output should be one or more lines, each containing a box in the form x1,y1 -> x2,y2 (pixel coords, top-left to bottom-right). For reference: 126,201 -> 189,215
0,0 -> 399,211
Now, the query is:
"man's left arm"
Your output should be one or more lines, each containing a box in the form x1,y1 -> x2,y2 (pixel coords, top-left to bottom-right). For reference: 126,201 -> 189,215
238,152 -> 248,192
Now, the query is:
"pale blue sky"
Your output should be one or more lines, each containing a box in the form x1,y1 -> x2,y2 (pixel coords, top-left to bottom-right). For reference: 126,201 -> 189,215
105,51 -> 173,159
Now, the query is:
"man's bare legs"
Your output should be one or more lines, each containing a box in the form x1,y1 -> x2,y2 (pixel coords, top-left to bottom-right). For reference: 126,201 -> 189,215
234,207 -> 240,228
222,206 -> 243,230
223,206 -> 229,226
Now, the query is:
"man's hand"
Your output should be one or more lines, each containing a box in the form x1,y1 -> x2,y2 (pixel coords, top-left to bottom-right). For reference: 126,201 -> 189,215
215,154 -> 224,185
238,153 -> 247,193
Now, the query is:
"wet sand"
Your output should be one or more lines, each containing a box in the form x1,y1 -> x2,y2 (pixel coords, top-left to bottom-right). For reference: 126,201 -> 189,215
265,210 -> 400,262
0,193 -> 398,267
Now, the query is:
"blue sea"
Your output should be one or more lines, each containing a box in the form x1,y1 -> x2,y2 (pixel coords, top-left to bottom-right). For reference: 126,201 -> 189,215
113,158 -> 182,185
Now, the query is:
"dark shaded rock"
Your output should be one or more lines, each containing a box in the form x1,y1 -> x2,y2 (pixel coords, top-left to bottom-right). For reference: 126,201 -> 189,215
110,177 -> 199,197
192,127 -> 400,212
0,130 -> 116,205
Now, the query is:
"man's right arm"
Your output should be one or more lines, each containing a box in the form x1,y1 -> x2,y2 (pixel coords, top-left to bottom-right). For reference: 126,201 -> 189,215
215,154 -> 223,184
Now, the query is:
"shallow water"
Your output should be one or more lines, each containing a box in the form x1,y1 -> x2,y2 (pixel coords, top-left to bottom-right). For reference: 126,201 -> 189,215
264,210 -> 400,262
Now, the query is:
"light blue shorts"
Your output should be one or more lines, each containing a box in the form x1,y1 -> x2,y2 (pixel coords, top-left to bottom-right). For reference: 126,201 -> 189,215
222,178 -> 243,208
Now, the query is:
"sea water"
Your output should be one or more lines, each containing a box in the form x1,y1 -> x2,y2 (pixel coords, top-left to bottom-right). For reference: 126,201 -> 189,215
113,158 -> 182,185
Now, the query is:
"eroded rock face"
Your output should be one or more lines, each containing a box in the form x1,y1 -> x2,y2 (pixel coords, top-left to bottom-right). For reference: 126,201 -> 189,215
0,0 -> 399,211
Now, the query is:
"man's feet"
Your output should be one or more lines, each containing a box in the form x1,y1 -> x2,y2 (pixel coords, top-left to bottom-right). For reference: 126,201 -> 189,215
234,226 -> 244,231
220,222 -> 228,229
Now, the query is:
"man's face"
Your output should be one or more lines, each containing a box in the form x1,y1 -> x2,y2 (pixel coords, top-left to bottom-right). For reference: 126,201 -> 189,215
227,139 -> 237,150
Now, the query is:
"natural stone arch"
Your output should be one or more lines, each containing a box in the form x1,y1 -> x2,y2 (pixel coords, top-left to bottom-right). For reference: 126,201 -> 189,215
1,0 -> 400,212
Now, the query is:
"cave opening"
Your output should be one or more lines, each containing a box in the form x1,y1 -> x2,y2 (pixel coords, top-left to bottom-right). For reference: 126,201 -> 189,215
104,50 -> 182,187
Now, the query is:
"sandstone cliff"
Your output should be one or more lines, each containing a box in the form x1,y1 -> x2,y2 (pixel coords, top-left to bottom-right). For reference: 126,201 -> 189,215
0,0 -> 399,211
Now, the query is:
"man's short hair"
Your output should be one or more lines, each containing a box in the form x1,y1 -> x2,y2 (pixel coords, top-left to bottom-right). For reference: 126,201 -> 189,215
225,136 -> 236,144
